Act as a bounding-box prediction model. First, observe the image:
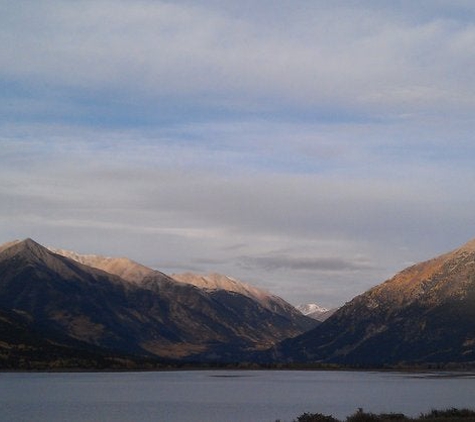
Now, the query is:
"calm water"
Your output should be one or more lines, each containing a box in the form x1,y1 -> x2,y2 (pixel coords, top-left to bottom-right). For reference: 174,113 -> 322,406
1,370 -> 475,422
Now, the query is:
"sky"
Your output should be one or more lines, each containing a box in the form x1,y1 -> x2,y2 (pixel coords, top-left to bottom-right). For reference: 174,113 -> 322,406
1,0 -> 475,307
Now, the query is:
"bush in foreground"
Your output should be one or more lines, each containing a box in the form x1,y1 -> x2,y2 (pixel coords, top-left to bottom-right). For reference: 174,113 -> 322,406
295,412 -> 339,422
283,408 -> 475,422
420,409 -> 475,420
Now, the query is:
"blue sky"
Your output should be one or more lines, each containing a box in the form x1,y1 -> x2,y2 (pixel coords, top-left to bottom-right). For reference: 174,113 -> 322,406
1,0 -> 475,306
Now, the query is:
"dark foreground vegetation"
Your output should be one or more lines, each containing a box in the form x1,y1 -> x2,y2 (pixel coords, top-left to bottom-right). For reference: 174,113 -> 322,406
284,408 -> 475,422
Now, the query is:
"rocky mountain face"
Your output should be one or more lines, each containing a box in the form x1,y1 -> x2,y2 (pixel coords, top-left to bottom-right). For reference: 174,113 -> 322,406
272,239 -> 475,366
48,247 -> 155,284
172,272 -> 314,326
0,239 -> 316,366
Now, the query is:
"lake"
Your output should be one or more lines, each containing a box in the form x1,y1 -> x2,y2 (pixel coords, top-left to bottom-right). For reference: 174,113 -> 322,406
1,370 -> 475,422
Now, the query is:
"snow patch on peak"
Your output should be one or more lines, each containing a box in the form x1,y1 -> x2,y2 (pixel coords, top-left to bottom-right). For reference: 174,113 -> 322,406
296,303 -> 329,315
296,303 -> 337,321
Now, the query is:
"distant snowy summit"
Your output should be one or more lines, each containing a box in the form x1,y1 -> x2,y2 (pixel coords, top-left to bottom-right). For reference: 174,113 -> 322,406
296,303 -> 328,315
296,303 -> 336,321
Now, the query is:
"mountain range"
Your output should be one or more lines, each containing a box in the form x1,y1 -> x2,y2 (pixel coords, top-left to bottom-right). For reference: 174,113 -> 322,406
0,238 -> 316,368
2,237 -> 475,369
270,239 -> 475,367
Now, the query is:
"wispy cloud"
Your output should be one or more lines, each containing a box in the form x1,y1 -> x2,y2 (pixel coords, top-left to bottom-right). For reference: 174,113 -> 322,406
2,1 -> 475,125
239,254 -> 376,273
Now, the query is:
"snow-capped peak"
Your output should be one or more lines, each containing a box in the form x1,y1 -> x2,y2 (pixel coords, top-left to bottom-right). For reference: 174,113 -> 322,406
296,303 -> 329,315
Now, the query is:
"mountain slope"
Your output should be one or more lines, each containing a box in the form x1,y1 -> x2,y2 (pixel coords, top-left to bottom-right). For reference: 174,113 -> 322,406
273,239 -> 475,366
172,272 -> 316,331
48,247 -> 155,284
0,238 -> 157,357
48,247 -> 317,351
172,272 -> 273,301
0,306 -> 156,370
0,239 -> 315,364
